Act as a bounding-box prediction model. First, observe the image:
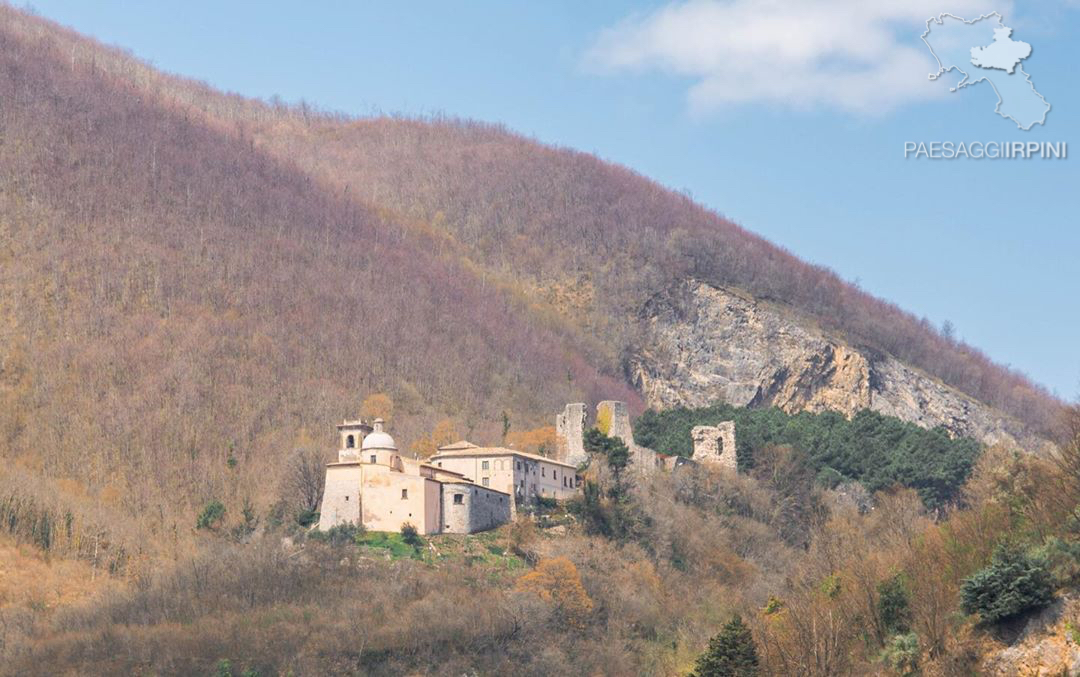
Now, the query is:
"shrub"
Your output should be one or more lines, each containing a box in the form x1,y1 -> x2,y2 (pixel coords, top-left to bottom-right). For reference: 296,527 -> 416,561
516,557 -> 594,629
296,509 -> 319,528
763,596 -> 784,615
877,573 -> 912,635
1036,537 -> 1080,588
309,522 -> 363,546
960,544 -> 1054,623
196,501 -> 226,530
583,428 -> 630,472
690,614 -> 759,677
401,523 -> 423,548
879,633 -> 920,676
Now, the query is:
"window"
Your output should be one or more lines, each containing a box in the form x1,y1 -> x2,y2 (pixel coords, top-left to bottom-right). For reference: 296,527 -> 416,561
345,495 -> 349,501
453,494 -> 464,504
401,489 -> 408,499
553,470 -> 558,480
482,477 -> 490,487
516,461 -> 521,471
541,467 -> 546,478
482,460 -> 489,470
346,434 -> 355,448
437,462 -> 442,467
370,455 -> 376,464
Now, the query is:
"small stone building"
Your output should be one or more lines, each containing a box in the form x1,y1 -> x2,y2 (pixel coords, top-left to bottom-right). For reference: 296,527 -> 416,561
691,422 -> 737,469
429,441 -> 580,512
317,419 -> 511,535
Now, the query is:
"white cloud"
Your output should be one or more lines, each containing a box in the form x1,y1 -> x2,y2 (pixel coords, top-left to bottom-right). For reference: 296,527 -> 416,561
584,0 -> 1012,114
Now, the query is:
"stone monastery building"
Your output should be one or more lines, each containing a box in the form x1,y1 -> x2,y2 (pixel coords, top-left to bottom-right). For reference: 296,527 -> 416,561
317,400 -> 735,536
429,441 -> 579,506
318,419 -> 513,535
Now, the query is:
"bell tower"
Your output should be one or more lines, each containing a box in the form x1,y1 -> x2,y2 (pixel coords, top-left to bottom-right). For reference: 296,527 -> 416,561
336,419 -> 373,462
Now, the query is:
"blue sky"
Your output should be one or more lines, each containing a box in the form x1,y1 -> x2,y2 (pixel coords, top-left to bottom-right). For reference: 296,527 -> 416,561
26,1 -> 1080,399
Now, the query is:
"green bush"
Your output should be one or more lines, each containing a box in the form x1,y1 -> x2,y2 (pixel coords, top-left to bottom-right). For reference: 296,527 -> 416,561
583,427 -> 629,472
401,523 -> 423,548
309,522 -> 363,546
877,573 -> 912,635
690,614 -> 759,677
296,509 -> 319,527
879,633 -> 920,676
1036,537 -> 1080,588
196,500 -> 226,530
960,544 -> 1054,623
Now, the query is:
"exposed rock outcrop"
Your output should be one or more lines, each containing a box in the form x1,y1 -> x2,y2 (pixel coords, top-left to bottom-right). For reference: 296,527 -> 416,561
981,595 -> 1080,675
630,281 -> 1051,452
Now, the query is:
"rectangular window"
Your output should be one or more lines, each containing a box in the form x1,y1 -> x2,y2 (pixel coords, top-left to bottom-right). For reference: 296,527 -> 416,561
482,477 -> 490,487
345,495 -> 349,501
553,470 -> 558,480
370,455 -> 377,464
401,489 -> 408,499
453,494 -> 463,504
541,467 -> 546,477
482,460 -> 489,470
516,461 -> 521,470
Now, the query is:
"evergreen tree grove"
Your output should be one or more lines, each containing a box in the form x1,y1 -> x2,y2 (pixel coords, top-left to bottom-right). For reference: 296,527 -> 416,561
691,614 -> 759,677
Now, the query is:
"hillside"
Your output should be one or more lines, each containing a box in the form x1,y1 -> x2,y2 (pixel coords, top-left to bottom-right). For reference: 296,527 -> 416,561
0,6 -> 1062,448
0,10 -> 636,547
0,7 -> 1078,676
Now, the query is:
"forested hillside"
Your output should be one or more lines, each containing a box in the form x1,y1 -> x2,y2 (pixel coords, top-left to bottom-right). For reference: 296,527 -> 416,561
0,11 -> 636,550
0,7 -> 1078,675
0,5 -> 1061,441
634,404 -> 981,509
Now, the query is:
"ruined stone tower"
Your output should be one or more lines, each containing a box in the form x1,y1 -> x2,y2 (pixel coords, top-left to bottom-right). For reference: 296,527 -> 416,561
691,422 -> 737,470
596,400 -> 660,475
555,403 -> 587,467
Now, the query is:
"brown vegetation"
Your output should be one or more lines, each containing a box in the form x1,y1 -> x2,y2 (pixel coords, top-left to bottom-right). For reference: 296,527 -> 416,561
0,6 -> 1073,674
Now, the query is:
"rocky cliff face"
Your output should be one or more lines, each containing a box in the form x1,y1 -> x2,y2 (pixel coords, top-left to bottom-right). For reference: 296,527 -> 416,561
630,281 -> 1050,452
980,595 -> 1080,675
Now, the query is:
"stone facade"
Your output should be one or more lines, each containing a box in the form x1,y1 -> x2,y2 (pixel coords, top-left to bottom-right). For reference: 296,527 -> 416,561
318,464 -> 362,529
430,443 -> 579,513
441,482 -> 512,534
554,403 -> 587,467
317,420 -> 511,535
691,422 -> 737,469
596,400 -> 662,475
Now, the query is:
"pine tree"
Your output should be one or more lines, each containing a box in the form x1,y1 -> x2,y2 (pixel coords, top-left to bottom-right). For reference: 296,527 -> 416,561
961,543 -> 1054,623
691,615 -> 759,677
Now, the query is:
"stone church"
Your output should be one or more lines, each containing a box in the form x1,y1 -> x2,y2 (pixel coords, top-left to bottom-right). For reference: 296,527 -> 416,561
318,418 -> 512,535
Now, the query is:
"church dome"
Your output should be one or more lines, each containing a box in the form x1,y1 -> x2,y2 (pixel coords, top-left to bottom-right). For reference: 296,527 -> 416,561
361,418 -> 397,451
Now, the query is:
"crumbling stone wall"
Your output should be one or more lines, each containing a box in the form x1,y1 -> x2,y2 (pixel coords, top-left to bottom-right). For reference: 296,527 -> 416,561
691,422 -> 737,470
555,402 -> 587,467
597,400 -> 661,475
